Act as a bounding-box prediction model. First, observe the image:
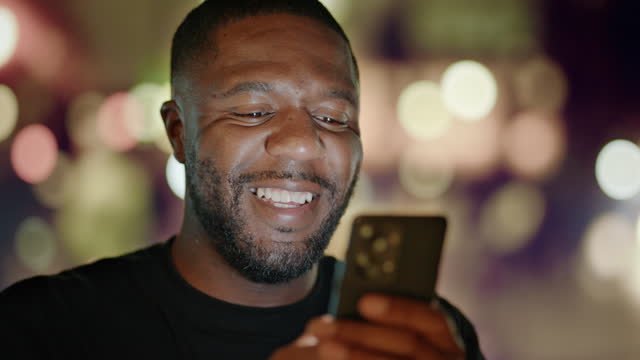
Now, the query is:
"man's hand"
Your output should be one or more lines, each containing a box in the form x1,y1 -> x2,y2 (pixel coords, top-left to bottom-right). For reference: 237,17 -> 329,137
270,294 -> 465,359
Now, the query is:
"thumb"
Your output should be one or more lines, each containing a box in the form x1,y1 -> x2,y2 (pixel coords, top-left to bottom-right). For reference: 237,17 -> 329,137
269,334 -> 320,360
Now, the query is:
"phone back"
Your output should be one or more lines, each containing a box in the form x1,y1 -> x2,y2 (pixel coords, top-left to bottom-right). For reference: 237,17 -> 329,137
329,215 -> 447,319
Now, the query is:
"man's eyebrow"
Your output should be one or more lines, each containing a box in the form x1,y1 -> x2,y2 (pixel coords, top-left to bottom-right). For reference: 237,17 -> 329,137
325,88 -> 358,107
212,81 -> 273,99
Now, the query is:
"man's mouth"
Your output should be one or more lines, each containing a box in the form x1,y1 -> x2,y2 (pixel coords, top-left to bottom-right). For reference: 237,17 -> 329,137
249,187 -> 316,209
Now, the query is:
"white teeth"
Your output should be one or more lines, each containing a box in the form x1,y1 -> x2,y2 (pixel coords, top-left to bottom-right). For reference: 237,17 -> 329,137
270,189 -> 279,202
254,187 -> 314,204
273,203 -> 298,208
293,192 -> 305,204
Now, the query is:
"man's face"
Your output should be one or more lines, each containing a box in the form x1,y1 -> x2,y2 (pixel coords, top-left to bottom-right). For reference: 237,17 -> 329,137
175,14 -> 362,283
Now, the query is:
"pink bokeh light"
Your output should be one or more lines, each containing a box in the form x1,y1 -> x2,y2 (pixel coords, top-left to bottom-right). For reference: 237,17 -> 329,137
10,124 -> 59,184
96,92 -> 141,152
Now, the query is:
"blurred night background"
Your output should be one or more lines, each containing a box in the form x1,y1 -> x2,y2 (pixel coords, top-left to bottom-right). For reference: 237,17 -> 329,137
1,0 -> 640,358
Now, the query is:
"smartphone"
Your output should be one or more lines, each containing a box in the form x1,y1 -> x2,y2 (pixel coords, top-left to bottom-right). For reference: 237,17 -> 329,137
329,215 -> 447,320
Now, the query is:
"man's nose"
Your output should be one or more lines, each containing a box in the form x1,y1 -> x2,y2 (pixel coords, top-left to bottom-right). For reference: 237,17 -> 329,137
264,110 -> 325,161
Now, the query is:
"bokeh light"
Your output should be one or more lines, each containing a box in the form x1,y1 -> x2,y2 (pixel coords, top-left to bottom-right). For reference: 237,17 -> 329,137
419,114 -> 503,180
637,214 -> 640,248
479,182 -> 546,254
10,124 -> 59,184
19,14 -> 67,85
595,140 -> 640,200
441,60 -> 498,121
0,84 -> 19,142
397,80 -> 451,140
398,145 -> 455,199
15,217 -> 57,273
408,0 -> 536,55
56,151 -> 150,263
0,6 -> 19,68
155,133 -> 173,154
96,92 -> 142,152
166,154 -> 186,199
623,215 -> 640,306
32,152 -> 71,209
503,111 -> 567,181
359,62 -> 404,171
319,0 -> 351,22
514,56 -> 568,111
67,92 -> 104,151
128,82 -> 170,143
582,212 -> 635,280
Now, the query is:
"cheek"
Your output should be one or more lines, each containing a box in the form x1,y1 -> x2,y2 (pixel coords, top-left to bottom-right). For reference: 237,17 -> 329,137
197,126 -> 267,174
325,133 -> 362,182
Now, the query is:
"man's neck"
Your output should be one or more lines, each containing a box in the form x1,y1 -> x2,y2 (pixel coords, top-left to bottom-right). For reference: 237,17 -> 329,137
170,232 -> 319,307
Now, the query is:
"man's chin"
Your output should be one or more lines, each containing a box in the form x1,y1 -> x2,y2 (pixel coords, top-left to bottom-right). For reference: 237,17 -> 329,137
232,241 -> 319,284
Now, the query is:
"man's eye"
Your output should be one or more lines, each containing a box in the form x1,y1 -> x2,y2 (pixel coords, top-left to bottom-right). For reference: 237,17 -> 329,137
315,115 -> 348,127
234,111 -> 272,118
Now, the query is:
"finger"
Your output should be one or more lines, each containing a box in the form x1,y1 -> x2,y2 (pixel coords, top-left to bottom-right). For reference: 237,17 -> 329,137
328,319 -> 423,356
305,315 -> 338,340
269,336 -> 320,360
358,294 -> 464,355
317,340 -> 402,360
310,318 -> 449,359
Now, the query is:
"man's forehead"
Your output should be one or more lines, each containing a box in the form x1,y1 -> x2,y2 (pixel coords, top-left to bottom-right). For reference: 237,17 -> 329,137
209,59 -> 357,90
210,13 -> 350,57
203,15 -> 358,85
213,13 -> 343,39
175,13 -> 359,102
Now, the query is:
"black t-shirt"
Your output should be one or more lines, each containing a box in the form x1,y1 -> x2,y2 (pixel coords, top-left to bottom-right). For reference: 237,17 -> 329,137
0,238 -> 483,359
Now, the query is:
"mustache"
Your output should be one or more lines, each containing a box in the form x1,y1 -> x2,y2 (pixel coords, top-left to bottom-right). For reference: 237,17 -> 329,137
235,170 -> 337,195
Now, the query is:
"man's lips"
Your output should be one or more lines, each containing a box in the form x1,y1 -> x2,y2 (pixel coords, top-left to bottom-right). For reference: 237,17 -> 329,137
245,180 -> 324,229
247,179 -> 322,199
250,187 -> 315,207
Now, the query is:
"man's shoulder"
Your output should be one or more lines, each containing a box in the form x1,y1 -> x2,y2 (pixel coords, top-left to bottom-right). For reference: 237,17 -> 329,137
0,241 -> 165,308
0,241 -> 176,358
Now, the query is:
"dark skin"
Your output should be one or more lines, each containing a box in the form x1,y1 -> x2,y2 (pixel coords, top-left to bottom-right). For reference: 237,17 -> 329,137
161,13 -> 464,359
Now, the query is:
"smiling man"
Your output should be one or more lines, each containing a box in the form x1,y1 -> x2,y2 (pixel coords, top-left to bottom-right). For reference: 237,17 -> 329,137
1,1 -> 483,359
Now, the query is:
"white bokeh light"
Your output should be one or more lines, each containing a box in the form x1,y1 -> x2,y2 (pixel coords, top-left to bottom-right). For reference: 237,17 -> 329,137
128,82 -> 170,143
582,212 -> 635,280
319,0 -> 351,22
397,81 -> 451,140
166,154 -> 186,199
623,215 -> 640,306
441,60 -> 497,121
595,140 -> 640,200
0,6 -> 19,68
0,84 -> 19,142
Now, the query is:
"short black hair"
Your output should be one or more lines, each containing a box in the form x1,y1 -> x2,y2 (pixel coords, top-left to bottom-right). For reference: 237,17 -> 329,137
170,0 -> 358,88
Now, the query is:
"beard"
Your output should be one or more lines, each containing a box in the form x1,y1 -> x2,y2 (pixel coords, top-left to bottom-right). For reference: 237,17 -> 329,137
185,152 -> 358,284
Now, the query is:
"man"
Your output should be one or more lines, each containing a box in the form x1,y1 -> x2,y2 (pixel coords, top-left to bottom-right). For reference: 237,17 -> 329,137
0,1 -> 484,358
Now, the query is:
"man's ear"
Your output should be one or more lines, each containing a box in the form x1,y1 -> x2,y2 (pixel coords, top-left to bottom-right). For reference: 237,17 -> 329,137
160,100 -> 186,163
